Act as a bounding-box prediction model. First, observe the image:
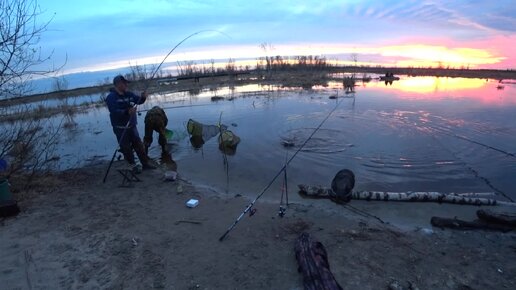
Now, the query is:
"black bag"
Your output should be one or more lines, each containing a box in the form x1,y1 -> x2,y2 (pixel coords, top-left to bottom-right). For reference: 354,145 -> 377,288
0,200 -> 20,217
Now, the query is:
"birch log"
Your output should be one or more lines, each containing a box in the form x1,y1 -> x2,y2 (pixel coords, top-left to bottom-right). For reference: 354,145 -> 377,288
298,184 -> 516,206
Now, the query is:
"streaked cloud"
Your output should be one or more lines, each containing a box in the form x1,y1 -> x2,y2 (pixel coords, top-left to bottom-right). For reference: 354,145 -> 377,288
35,0 -> 515,73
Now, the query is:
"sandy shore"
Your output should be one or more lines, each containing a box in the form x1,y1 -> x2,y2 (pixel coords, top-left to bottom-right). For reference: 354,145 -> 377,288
1,162 -> 515,289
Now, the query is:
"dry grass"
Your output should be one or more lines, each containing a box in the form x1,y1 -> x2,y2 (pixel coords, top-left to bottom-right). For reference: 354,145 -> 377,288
9,167 -> 97,202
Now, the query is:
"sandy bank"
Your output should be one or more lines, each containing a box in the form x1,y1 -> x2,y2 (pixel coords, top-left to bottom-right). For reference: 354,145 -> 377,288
1,162 -> 515,289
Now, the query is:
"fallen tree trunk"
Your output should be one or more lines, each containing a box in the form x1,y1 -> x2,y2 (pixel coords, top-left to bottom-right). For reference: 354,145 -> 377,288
476,209 -> 516,226
294,232 -> 342,290
430,216 -> 514,232
297,184 -> 516,206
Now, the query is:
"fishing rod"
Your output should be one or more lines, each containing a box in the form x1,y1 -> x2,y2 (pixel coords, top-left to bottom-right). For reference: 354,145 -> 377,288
137,103 -> 214,113
278,151 -> 289,217
102,30 -> 231,183
219,97 -> 346,241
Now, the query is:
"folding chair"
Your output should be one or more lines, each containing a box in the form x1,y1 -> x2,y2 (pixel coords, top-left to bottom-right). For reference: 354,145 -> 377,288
117,169 -> 141,187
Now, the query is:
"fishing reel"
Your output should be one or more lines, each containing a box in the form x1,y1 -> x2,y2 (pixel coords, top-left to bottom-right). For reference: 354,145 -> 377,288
278,206 -> 286,218
128,102 -> 142,116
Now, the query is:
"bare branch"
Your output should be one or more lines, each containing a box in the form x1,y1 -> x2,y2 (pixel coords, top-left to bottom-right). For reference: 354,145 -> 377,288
1,0 -> 56,98
0,0 -> 63,187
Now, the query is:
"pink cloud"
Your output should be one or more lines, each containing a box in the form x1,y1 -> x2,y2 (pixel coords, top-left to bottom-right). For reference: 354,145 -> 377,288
382,35 -> 516,69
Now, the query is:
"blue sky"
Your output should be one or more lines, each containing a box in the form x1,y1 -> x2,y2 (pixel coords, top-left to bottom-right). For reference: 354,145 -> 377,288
37,0 -> 516,74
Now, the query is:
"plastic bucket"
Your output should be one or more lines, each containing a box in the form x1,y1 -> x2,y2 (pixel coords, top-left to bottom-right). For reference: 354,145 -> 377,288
0,178 -> 12,201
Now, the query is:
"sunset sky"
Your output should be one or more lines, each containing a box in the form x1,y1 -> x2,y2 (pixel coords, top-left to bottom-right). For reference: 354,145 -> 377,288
37,0 -> 516,74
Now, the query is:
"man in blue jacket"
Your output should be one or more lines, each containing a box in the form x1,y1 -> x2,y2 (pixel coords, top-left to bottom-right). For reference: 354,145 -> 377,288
105,75 -> 156,173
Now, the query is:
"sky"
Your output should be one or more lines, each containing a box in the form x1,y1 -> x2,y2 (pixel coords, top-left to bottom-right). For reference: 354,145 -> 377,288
35,0 -> 516,75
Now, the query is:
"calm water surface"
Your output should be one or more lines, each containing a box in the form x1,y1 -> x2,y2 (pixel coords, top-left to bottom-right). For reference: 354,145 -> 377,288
20,76 -> 516,202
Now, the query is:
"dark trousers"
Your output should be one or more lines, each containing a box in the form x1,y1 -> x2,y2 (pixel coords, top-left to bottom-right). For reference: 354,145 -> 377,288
144,116 -> 168,153
113,126 -> 148,165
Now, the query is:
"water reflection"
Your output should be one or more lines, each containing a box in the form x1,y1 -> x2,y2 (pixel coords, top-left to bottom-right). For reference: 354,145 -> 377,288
0,93 -> 104,113
2,75 -> 516,201
366,77 -> 515,105
395,77 -> 484,93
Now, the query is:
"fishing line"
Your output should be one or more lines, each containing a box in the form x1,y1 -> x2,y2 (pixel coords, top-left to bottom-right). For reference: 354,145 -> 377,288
431,133 -> 514,202
147,30 -> 232,83
219,112 -> 230,193
342,204 -> 386,224
219,97 -> 346,241
341,204 -> 429,255
102,30 -> 231,183
279,151 -> 289,217
409,114 -> 515,201
415,114 -> 516,159
384,112 -> 514,201
283,151 -> 289,206
137,103 -> 214,113
441,131 -> 515,159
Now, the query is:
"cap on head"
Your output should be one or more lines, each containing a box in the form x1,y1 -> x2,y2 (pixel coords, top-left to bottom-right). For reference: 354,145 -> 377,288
113,75 -> 130,85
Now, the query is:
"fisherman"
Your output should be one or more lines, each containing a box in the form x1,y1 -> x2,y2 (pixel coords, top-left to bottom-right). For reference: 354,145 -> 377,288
105,75 -> 157,173
144,106 -> 169,154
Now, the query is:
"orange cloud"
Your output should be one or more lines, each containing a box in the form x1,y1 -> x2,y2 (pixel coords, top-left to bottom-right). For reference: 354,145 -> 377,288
379,45 -> 505,68
64,35 -> 515,74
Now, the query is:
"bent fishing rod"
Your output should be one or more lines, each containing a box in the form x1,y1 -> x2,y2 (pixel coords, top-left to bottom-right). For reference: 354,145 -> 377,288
102,30 -> 231,183
219,98 -> 346,241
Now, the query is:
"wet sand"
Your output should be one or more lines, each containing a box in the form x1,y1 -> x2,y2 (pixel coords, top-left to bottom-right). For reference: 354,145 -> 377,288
1,161 -> 515,289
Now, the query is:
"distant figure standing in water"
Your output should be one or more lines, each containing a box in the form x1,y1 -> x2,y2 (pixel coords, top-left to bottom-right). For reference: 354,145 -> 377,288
105,75 -> 156,173
144,106 -> 169,155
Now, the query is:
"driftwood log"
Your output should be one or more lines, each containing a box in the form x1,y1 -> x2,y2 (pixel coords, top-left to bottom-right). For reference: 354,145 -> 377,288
298,184 -> 516,206
294,232 -> 342,290
430,216 -> 514,232
476,209 -> 516,226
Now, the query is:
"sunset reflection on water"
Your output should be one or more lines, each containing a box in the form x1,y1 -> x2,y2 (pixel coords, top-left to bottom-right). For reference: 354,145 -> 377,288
4,75 -> 514,201
363,76 -> 514,105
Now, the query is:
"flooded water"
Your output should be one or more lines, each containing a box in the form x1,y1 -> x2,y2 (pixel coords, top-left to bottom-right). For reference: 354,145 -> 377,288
4,76 -> 516,202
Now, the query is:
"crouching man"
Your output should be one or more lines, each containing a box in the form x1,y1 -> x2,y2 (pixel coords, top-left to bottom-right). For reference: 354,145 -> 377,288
144,106 -> 169,154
